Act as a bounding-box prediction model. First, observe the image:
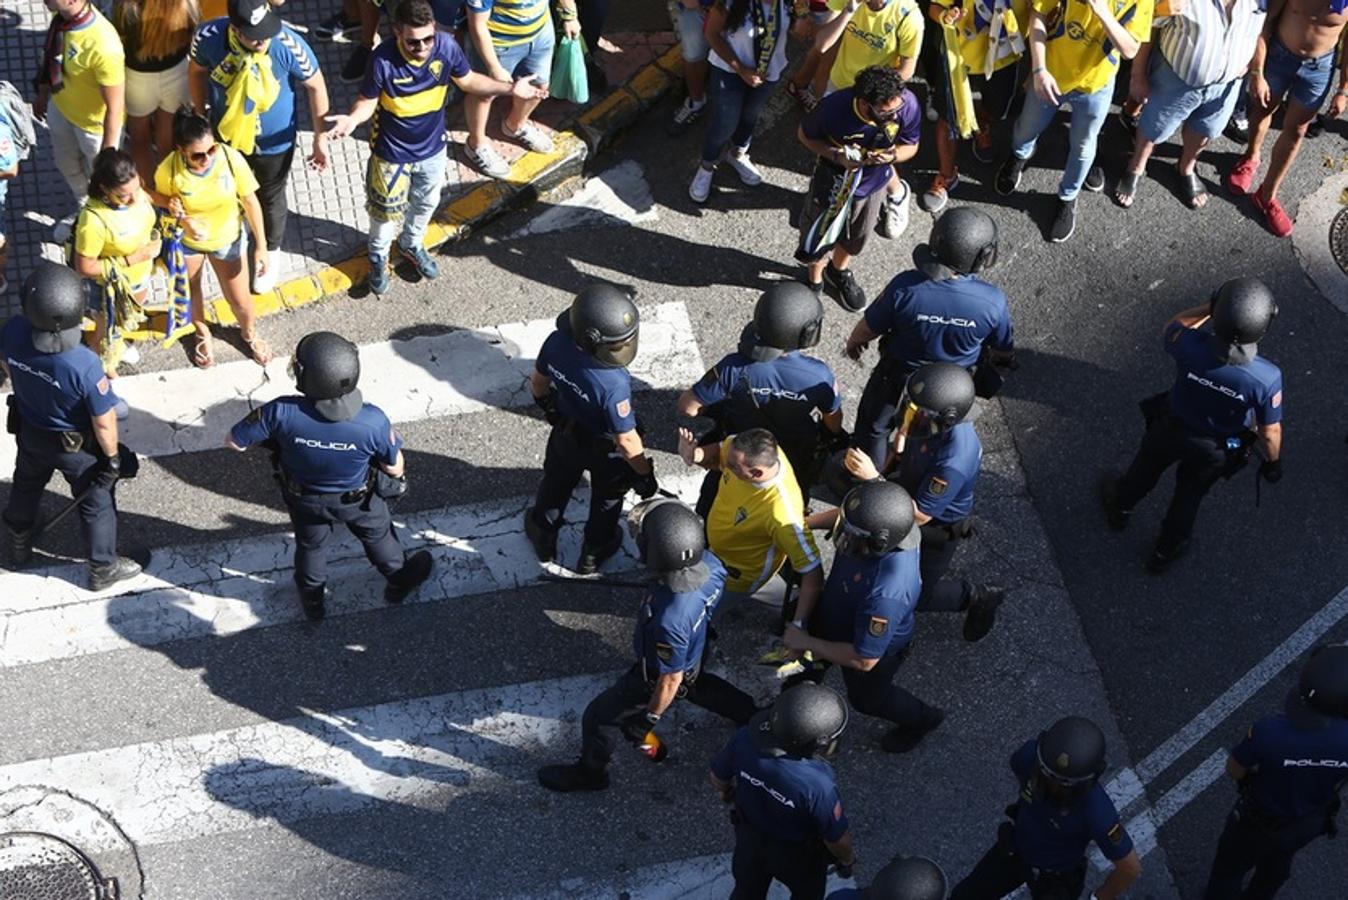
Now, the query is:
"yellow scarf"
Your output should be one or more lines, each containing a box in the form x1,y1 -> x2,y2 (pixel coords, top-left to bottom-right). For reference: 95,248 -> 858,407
213,29 -> 281,156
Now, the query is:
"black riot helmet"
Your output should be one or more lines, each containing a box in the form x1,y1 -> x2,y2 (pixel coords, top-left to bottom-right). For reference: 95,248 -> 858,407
834,480 -> 921,557
898,363 -> 976,438
291,331 -> 363,421
923,207 -> 999,277
1209,277 -> 1277,364
1036,716 -> 1108,801
563,283 -> 640,368
866,856 -> 948,900
1285,644 -> 1348,731
22,262 -> 86,353
742,281 -> 824,363
751,683 -> 849,759
626,497 -> 705,573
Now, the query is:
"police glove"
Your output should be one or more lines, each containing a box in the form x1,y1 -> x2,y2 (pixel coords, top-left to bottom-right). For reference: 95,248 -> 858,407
633,463 -> 658,499
1258,458 -> 1282,484
93,453 -> 122,489
533,390 -> 562,426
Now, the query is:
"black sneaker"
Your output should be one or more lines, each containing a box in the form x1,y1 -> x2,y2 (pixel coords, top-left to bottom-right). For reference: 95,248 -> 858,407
1049,198 -> 1077,243
6,522 -> 33,568
1098,476 -> 1130,531
524,509 -> 560,563
1083,165 -> 1105,192
577,533 -> 623,575
995,156 -> 1027,195
89,556 -> 143,591
962,584 -> 1006,643
341,46 -> 372,84
385,549 -> 434,603
667,98 -> 707,136
1306,114 -> 1326,138
538,762 -> 610,793
1224,115 -> 1250,144
823,263 -> 866,312
880,706 -> 945,753
1146,540 -> 1190,575
315,10 -> 361,41
299,584 -> 330,622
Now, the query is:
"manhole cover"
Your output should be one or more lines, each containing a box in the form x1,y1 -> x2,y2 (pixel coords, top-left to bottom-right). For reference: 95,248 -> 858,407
1331,207 -> 1348,276
0,832 -> 117,900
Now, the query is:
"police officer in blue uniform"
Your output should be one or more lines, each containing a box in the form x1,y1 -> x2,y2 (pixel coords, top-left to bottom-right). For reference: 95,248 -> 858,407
227,331 -> 433,621
826,855 -> 948,900
783,480 -> 945,754
538,497 -> 758,792
846,363 -> 1005,642
526,285 -> 658,575
1101,278 -> 1284,574
950,716 -> 1142,899
1203,644 -> 1348,899
2,264 -> 141,589
846,209 -> 1014,470
710,683 -> 856,900
677,282 -> 845,515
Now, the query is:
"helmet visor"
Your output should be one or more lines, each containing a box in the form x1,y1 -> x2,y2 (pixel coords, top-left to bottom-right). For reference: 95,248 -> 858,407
831,514 -> 875,558
896,392 -> 940,438
595,327 -> 639,368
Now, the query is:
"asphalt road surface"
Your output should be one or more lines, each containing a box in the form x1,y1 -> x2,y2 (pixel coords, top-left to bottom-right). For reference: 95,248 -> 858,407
2,65 -> 1347,899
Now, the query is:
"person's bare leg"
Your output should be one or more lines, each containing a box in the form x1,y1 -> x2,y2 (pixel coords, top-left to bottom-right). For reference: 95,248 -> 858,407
831,245 -> 854,271
1256,99 -> 1316,203
1240,93 -> 1279,167
1115,131 -> 1155,207
152,110 -> 174,178
126,116 -> 156,188
504,95 -> 544,133
685,58 -> 709,104
359,0 -> 379,50
465,94 -> 494,151
935,119 -> 957,180
211,255 -> 257,344
811,44 -> 839,98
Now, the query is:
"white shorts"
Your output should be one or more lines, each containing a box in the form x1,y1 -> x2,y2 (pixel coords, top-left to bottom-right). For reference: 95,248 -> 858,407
125,58 -> 191,119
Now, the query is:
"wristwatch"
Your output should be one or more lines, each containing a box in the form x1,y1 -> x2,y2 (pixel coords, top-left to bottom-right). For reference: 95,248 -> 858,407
644,711 -> 661,725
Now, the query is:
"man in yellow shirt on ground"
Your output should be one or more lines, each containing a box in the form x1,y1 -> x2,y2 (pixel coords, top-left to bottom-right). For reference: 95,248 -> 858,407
995,0 -> 1153,243
34,0 -> 126,242
677,427 -> 824,620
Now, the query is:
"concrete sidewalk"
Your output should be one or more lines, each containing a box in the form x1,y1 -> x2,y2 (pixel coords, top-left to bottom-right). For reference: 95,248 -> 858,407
0,0 -> 679,324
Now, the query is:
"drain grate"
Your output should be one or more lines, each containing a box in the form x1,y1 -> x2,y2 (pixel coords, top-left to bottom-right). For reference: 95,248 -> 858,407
1331,207 -> 1348,277
0,832 -> 117,900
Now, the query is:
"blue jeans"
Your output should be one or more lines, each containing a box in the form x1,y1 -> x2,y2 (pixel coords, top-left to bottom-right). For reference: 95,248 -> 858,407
367,149 -> 448,260
701,68 -> 777,165
1010,80 -> 1114,201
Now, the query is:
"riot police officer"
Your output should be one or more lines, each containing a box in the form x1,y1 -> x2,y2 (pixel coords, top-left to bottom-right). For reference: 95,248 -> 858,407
827,855 -> 948,900
2,264 -> 141,589
227,331 -> 433,621
676,282 -> 845,515
783,480 -> 945,754
525,284 -> 658,574
846,208 -> 1015,469
537,498 -> 758,792
950,716 -> 1142,899
1203,644 -> 1348,899
1101,278 -> 1283,573
846,364 -> 1004,642
710,683 -> 856,900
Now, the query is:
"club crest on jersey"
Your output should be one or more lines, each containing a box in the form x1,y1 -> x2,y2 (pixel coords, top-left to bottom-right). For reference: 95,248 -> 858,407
734,507 -> 748,525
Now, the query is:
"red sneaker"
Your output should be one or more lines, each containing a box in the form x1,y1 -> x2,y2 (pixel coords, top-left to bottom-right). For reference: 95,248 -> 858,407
1250,192 -> 1293,237
1225,157 -> 1258,196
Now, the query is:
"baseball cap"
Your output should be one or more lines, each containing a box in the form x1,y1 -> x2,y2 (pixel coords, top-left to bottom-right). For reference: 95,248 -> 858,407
229,0 -> 282,42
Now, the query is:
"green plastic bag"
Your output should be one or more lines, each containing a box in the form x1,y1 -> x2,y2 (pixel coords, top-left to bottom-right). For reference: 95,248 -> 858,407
550,36 -> 590,105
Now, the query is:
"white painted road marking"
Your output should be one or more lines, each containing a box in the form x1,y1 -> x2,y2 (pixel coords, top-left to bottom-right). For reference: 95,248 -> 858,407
507,160 -> 658,238
0,301 -> 705,475
522,853 -> 855,899
0,471 -> 707,667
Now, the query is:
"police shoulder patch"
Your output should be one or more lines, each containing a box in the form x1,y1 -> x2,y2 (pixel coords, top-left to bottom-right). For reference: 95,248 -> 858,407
655,642 -> 674,663
96,377 -> 110,396
868,616 -> 889,637
928,476 -> 949,497
833,800 -> 844,820
1271,390 -> 1282,409
1106,822 -> 1124,844
616,398 -> 631,418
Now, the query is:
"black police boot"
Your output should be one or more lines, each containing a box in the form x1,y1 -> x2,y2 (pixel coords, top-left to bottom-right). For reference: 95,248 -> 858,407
1146,540 -> 1190,575
524,508 -> 560,563
88,557 -> 142,591
6,522 -> 34,568
537,762 -> 610,793
1098,475 -> 1130,531
299,584 -> 330,622
576,533 -> 623,576
385,550 -> 434,604
962,584 -> 1006,643
879,706 -> 945,754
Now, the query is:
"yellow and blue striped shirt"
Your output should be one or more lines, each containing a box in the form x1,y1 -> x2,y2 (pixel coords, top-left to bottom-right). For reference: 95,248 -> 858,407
359,33 -> 471,163
466,0 -> 551,47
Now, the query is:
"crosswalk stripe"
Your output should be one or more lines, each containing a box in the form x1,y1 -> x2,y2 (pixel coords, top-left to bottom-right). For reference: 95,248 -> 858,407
522,852 -> 856,899
0,301 -> 705,478
0,471 -> 708,668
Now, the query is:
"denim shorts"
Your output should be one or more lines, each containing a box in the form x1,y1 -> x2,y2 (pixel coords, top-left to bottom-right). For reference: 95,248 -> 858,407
1139,52 -> 1243,142
1263,38 -> 1336,110
184,231 -> 243,262
469,26 -> 556,81
667,2 -> 710,63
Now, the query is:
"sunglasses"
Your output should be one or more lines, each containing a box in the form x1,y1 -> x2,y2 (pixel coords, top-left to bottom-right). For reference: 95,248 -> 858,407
401,34 -> 435,49
185,144 -> 218,165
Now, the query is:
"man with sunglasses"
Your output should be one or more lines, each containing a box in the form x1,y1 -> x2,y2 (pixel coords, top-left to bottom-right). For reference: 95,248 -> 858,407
782,480 -> 946,754
325,0 -> 546,295
537,498 -> 758,793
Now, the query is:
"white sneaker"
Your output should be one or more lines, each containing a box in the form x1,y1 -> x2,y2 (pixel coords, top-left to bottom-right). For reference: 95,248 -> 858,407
119,344 -> 140,366
688,166 -> 714,203
252,264 -> 278,295
877,179 -> 911,239
52,215 -> 76,244
503,120 -> 555,154
464,141 -> 511,179
725,150 -> 763,187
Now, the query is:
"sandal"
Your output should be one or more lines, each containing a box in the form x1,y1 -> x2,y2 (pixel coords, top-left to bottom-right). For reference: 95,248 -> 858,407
1177,168 -> 1208,210
242,332 -> 274,366
192,332 -> 215,369
1113,171 -> 1141,208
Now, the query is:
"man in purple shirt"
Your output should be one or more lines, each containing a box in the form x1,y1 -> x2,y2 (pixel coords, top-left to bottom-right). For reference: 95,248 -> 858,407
796,65 -> 921,312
